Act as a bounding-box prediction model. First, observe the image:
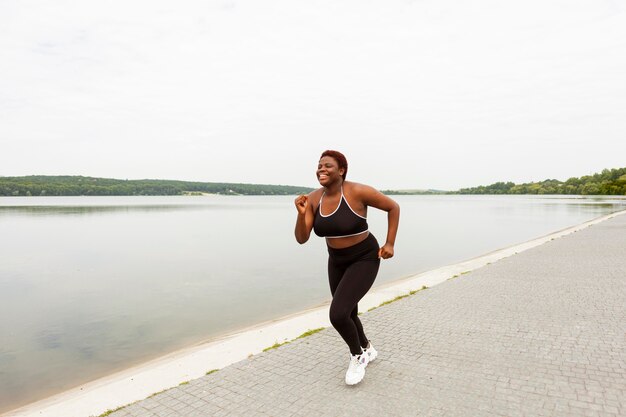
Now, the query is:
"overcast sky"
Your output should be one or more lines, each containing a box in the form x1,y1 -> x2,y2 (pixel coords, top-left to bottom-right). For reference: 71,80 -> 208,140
1,0 -> 625,190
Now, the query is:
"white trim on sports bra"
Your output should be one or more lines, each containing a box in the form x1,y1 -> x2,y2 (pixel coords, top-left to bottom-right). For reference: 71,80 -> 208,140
318,186 -> 367,219
325,229 -> 369,239
342,194 -> 367,220
318,190 -> 340,218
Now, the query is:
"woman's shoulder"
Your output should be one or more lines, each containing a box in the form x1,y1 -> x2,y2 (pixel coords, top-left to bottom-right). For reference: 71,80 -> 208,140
308,187 -> 324,198
307,188 -> 324,209
344,181 -> 378,196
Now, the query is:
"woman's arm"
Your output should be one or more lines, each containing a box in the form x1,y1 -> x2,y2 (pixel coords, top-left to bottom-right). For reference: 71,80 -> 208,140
360,185 -> 400,259
294,192 -> 316,244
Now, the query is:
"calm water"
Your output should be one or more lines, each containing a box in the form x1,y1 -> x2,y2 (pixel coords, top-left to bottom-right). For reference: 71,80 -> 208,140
1,195 -> 625,412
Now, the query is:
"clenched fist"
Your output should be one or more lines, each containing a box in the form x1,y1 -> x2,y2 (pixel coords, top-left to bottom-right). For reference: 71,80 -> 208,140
294,195 -> 309,215
378,243 -> 394,259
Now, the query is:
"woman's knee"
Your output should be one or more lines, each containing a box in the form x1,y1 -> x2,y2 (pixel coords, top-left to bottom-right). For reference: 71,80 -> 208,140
329,304 -> 351,328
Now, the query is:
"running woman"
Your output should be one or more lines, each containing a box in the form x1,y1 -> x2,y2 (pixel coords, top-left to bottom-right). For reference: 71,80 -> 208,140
294,150 -> 400,385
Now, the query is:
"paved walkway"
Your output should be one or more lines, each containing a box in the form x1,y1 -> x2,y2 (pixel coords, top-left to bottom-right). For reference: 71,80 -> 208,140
107,213 -> 626,417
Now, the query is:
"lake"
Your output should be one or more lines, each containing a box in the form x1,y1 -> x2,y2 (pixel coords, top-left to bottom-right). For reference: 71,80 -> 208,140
1,194 -> 625,412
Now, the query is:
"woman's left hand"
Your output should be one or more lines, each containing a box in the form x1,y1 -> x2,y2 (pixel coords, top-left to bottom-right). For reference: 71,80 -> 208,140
378,243 -> 394,259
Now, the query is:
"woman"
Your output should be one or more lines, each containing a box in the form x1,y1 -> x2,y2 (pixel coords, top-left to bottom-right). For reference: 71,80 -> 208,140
294,150 -> 400,385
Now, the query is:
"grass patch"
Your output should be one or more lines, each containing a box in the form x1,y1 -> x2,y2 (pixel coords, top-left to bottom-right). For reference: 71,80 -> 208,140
206,369 -> 218,376
263,340 -> 290,352
178,381 -> 189,386
448,270 -> 470,281
379,294 -> 409,307
147,389 -> 166,399
295,328 -> 325,339
409,285 -> 428,295
368,285 -> 428,312
94,405 -> 128,417
262,327 -> 327,352
449,271 -> 472,281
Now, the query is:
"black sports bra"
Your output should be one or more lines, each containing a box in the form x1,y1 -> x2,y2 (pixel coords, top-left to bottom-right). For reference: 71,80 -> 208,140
313,187 -> 369,238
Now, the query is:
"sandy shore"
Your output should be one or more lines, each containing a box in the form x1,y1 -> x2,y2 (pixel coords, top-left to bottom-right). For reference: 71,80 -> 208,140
4,209 -> 626,417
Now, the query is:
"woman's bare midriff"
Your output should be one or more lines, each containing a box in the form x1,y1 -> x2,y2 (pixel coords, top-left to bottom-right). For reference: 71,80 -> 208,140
325,231 -> 370,249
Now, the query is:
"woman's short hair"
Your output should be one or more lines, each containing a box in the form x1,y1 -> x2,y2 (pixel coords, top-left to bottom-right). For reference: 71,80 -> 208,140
320,150 -> 348,180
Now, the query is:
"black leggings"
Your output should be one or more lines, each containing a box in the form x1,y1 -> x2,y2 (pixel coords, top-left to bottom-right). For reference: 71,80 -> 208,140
327,233 -> 381,355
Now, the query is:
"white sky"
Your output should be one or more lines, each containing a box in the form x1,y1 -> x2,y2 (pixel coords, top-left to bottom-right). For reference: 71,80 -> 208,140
1,0 -> 625,190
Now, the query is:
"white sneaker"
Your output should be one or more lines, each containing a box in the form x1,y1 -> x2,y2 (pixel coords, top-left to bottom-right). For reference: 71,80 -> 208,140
345,353 -> 369,385
363,342 -> 378,363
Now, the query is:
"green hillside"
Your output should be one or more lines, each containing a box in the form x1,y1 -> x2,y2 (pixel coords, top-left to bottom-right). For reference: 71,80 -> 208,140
0,176 -> 314,196
456,167 -> 626,195
2,167 -> 625,197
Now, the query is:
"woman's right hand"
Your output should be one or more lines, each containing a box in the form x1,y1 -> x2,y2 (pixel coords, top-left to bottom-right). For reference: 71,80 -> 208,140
294,195 -> 308,215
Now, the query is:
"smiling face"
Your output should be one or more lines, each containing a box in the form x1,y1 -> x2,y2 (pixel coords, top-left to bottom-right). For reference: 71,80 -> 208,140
317,156 -> 345,186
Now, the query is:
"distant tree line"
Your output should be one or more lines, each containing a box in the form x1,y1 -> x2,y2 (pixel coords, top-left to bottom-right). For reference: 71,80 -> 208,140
0,176 -> 314,196
3,167 -> 625,197
456,167 -> 626,195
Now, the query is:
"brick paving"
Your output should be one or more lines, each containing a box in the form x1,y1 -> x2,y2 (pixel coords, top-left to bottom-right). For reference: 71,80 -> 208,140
106,213 -> 626,417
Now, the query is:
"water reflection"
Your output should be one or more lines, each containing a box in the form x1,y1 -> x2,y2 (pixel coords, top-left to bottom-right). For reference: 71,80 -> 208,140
0,195 -> 623,218
0,196 -> 293,218
0,204 -> 210,216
